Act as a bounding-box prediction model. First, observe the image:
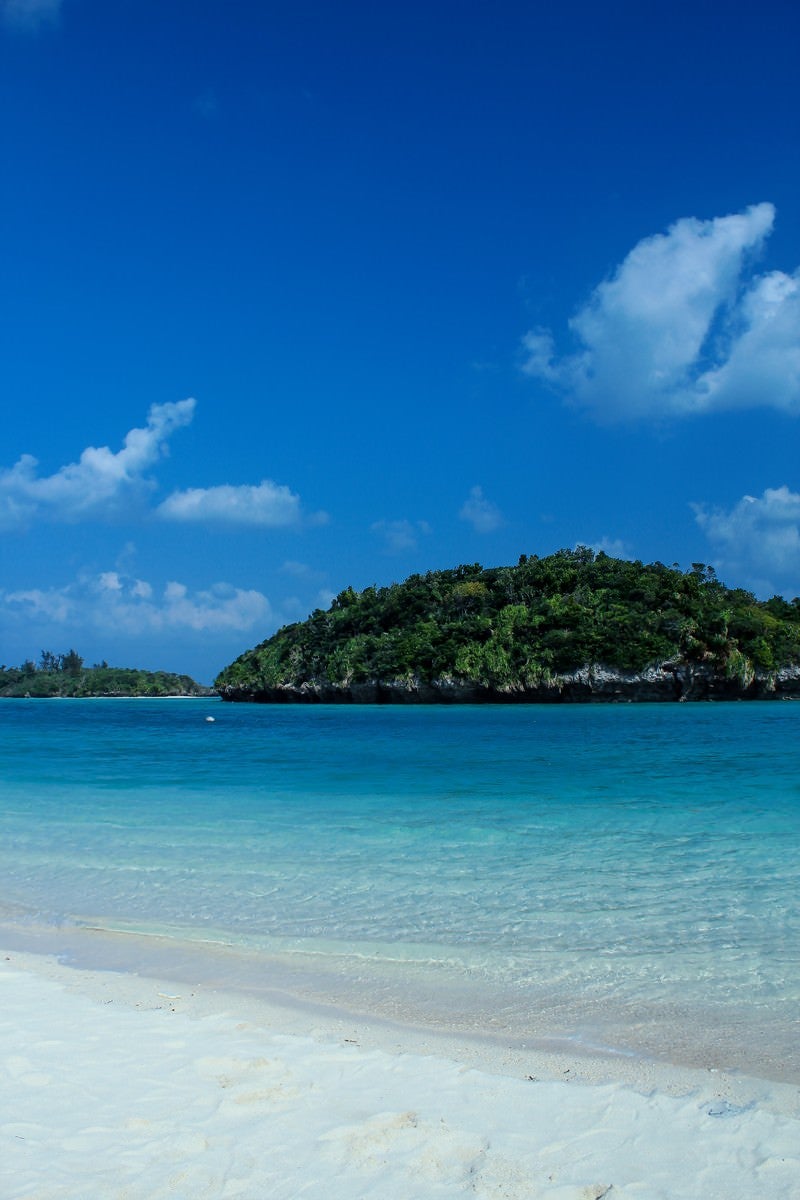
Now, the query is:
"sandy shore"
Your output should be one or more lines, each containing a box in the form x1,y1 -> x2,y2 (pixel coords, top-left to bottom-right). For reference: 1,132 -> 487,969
2,947 -> 799,1199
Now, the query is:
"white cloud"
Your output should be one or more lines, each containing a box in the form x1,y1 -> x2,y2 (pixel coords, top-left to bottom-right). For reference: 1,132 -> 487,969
693,270 -> 800,412
280,560 -> 313,577
370,518 -> 431,554
157,479 -> 327,528
459,485 -> 503,533
0,399 -> 196,527
98,571 -> 123,593
583,536 -> 633,560
0,402 -> 325,534
2,586 -> 71,623
694,486 -> 800,596
522,203 -> 800,421
1,570 -> 271,636
1,0 -> 61,31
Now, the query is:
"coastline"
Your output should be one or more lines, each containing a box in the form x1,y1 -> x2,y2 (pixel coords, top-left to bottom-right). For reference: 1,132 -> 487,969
217,662 -> 800,704
0,692 -> 213,700
4,939 -> 800,1199
4,701 -> 799,1196
3,913 -> 798,1089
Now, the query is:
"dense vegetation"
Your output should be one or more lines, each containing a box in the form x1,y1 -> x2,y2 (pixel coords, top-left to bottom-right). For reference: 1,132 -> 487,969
0,650 -> 209,697
216,549 -> 800,700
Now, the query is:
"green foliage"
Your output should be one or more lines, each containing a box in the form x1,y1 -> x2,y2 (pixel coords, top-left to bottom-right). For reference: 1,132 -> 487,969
62,648 -> 84,676
215,549 -> 800,695
0,653 -> 208,698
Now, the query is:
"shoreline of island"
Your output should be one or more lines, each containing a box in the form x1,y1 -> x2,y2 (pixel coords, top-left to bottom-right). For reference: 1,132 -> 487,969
217,660 -> 800,704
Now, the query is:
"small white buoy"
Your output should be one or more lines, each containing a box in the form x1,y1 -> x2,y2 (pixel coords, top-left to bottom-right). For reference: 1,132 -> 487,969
205,716 -> 216,723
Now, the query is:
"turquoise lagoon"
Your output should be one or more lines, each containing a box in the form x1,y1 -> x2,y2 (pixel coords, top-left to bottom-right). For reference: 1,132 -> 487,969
1,698 -> 798,1080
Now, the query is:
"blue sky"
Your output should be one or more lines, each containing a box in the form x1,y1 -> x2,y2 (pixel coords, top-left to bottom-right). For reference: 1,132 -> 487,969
1,0 -> 799,682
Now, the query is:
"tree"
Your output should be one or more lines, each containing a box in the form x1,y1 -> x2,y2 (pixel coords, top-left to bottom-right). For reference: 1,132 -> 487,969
214,548 -> 800,696
62,649 -> 84,676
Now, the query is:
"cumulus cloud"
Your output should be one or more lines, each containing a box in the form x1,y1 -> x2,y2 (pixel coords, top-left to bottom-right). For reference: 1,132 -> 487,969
694,486 -> 800,597
0,399 -> 196,528
0,401 -> 325,533
1,0 -> 61,31
3,585 -> 71,623
522,203 -> 800,421
157,480 -> 327,528
1,570 -> 271,636
459,485 -> 503,533
371,518 -> 431,554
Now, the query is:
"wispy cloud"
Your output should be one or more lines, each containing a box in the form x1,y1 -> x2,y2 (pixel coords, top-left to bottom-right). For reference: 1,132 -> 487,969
279,560 -> 325,581
459,485 -> 503,533
583,536 -> 633,560
694,486 -> 800,597
157,481 -> 328,528
371,518 -> 431,554
2,570 -> 271,636
0,399 -> 196,528
522,203 -> 800,421
1,0 -> 61,31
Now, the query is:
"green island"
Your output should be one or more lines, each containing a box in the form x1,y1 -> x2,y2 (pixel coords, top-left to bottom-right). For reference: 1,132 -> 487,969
216,548 -> 800,703
0,651 -> 210,698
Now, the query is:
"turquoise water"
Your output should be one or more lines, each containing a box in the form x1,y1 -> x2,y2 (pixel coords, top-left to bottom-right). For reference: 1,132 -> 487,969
1,699 -> 799,1077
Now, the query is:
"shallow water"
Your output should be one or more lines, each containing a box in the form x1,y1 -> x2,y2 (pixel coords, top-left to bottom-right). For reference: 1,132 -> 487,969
1,698 -> 799,1078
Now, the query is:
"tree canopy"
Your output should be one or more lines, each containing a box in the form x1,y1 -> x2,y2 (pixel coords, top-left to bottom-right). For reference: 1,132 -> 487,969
0,653 -> 209,698
215,549 -> 800,701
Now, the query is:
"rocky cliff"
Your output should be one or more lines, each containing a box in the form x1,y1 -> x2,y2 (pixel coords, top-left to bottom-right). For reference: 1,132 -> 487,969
218,662 -> 800,704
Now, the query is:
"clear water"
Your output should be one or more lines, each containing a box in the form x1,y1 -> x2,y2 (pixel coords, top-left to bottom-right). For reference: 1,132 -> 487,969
1,699 -> 799,1078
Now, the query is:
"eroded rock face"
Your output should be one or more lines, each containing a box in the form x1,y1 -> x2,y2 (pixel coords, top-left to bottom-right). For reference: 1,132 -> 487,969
217,663 -> 800,704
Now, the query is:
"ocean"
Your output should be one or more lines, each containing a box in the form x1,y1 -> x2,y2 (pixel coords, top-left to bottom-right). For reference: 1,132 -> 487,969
1,698 -> 798,1081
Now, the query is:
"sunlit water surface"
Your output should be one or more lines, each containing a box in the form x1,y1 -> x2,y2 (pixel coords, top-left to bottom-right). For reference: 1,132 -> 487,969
1,699 -> 798,1078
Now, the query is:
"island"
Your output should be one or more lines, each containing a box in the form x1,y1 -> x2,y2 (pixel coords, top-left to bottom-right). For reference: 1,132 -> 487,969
0,651 -> 211,698
215,548 -> 800,703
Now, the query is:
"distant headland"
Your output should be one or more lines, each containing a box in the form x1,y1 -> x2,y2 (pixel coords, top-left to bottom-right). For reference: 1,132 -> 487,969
215,549 -> 800,703
0,651 -> 211,698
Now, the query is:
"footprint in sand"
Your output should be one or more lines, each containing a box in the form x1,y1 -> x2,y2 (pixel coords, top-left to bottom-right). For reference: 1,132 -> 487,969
194,1053 -> 304,1109
321,1109 -> 490,1186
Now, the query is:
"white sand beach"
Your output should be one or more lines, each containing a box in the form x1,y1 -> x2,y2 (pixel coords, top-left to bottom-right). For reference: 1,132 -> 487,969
2,947 -> 799,1200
